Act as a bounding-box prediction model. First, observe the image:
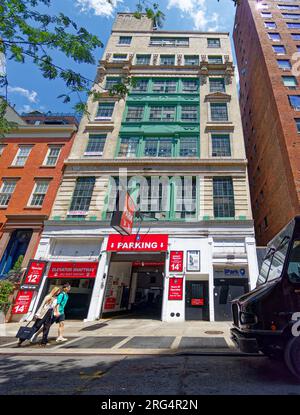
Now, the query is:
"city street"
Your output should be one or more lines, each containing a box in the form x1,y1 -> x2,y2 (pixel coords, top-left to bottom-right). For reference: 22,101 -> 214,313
0,354 -> 299,395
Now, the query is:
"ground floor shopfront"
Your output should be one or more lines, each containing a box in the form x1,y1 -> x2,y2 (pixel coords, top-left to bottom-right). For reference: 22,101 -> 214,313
24,220 -> 258,323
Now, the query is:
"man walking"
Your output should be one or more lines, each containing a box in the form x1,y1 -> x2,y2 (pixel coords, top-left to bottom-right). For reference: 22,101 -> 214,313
54,283 -> 71,342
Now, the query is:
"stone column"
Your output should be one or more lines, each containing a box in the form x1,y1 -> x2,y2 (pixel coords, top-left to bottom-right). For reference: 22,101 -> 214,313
0,231 -> 12,261
21,229 -> 41,268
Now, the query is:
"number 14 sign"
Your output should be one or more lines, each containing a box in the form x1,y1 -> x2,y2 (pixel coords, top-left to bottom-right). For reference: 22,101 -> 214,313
169,251 -> 184,273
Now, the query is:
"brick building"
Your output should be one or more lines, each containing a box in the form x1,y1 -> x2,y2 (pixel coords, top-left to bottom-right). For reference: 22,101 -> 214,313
0,105 -> 77,278
234,0 -> 300,245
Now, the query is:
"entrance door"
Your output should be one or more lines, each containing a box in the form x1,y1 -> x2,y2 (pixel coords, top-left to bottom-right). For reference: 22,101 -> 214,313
185,281 -> 209,321
214,278 -> 249,321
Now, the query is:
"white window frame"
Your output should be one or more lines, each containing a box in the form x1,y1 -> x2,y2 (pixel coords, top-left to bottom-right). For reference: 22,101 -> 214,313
95,102 -> 115,121
0,179 -> 17,207
43,146 -> 62,166
12,145 -> 33,167
28,180 -> 50,207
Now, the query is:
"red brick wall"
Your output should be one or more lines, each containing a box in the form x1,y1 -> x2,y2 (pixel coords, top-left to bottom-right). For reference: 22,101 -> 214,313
0,132 -> 75,229
234,0 -> 300,245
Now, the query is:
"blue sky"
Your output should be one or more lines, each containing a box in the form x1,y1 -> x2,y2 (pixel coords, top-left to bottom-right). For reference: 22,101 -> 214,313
2,0 -> 236,115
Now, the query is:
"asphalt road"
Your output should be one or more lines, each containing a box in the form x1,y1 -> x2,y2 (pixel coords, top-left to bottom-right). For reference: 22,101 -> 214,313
0,354 -> 299,395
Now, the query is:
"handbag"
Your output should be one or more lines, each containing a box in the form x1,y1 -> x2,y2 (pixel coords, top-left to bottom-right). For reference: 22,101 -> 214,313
16,320 -> 37,341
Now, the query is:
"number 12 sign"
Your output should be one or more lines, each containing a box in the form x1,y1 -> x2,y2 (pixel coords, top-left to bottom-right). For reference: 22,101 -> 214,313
169,251 -> 184,273
24,260 -> 47,286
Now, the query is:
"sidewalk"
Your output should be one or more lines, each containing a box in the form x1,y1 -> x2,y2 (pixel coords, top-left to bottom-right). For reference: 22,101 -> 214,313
0,317 -> 242,355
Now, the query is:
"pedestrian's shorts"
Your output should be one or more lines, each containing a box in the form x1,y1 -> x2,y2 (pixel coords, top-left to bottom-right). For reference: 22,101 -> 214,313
54,313 -> 65,323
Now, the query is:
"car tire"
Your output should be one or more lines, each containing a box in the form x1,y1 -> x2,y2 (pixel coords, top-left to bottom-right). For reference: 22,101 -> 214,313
284,336 -> 300,381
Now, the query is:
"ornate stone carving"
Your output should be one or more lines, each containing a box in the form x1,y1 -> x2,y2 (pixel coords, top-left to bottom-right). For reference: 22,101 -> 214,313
105,53 -> 112,61
177,54 -> 182,66
153,54 -> 159,65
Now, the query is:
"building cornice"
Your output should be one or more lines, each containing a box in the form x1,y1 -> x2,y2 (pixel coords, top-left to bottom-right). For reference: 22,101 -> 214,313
64,158 -> 248,167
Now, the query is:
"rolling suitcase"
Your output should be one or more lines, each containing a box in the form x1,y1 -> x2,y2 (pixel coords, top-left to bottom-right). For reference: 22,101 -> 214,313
16,320 -> 37,341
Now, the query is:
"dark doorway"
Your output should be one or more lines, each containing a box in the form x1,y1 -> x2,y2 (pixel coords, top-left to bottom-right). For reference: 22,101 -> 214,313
47,278 -> 95,319
0,229 -> 33,278
185,281 -> 209,321
214,278 -> 249,321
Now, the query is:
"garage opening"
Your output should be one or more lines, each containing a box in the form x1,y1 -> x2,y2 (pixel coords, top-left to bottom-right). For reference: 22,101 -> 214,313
101,253 -> 166,320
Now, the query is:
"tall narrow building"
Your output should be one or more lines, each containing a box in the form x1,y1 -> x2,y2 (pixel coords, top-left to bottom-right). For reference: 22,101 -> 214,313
30,13 -> 257,323
234,0 -> 300,245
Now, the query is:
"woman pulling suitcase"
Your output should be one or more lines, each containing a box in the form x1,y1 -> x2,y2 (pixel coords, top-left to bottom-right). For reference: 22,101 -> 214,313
17,286 -> 61,347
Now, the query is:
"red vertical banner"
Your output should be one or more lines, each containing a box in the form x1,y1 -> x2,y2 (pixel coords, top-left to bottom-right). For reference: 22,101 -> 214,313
168,277 -> 183,301
12,290 -> 34,314
169,251 -> 184,272
24,260 -> 47,286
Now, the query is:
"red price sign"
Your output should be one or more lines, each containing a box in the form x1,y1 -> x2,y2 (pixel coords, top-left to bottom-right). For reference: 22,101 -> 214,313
104,297 -> 116,310
24,260 -> 47,285
12,290 -> 34,314
169,251 -> 184,272
168,277 -> 183,301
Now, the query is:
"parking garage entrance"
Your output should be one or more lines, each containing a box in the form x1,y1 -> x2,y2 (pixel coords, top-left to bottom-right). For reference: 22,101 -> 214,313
101,252 -> 166,320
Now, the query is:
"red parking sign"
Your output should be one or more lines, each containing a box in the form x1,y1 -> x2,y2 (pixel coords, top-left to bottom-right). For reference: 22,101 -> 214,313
12,290 -> 34,314
169,251 -> 184,272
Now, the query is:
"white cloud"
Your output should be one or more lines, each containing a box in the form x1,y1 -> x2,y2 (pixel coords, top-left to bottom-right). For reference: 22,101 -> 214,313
17,104 -> 35,113
75,0 -> 122,17
8,86 -> 38,103
167,0 -> 220,32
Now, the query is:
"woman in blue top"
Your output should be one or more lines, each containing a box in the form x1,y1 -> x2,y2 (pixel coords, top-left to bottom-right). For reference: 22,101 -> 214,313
54,283 -> 71,342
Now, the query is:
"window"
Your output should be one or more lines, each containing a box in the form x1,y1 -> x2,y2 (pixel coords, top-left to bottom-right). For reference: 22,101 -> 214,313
85,134 -> 106,155
181,106 -> 198,122
287,22 -> 300,28
295,118 -> 300,132
69,177 -> 95,215
273,45 -> 286,54
182,80 -> 198,93
261,12 -> 272,18
144,138 -> 173,157
0,145 -> 6,156
279,4 -> 300,10
118,36 -> 132,45
289,95 -> 300,109
160,55 -> 175,65
152,80 -> 177,93
0,180 -> 17,206
126,106 -> 144,122
292,33 -> 300,40
213,177 -> 235,218
13,146 -> 32,166
208,55 -> 223,64
29,180 -> 49,207
277,59 -> 292,70
268,32 -> 281,41
264,21 -> 277,29
184,55 -> 199,65
212,134 -> 231,157
118,137 -> 139,158
136,55 -> 151,65
105,77 -> 120,90
96,103 -> 115,120
112,54 -> 127,62
282,75 -> 298,88
132,79 -> 148,92
282,13 -> 300,19
210,103 -> 228,121
149,106 -> 175,121
208,38 -> 221,48
44,146 -> 61,166
149,37 -> 189,46
297,45 -> 300,52
209,78 -> 225,92
179,137 -> 198,157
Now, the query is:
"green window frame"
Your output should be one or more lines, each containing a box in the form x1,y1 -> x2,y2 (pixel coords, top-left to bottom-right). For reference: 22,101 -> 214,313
131,79 -> 149,93
149,106 -> 176,122
181,79 -> 199,93
181,105 -> 198,122
126,106 -> 144,122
